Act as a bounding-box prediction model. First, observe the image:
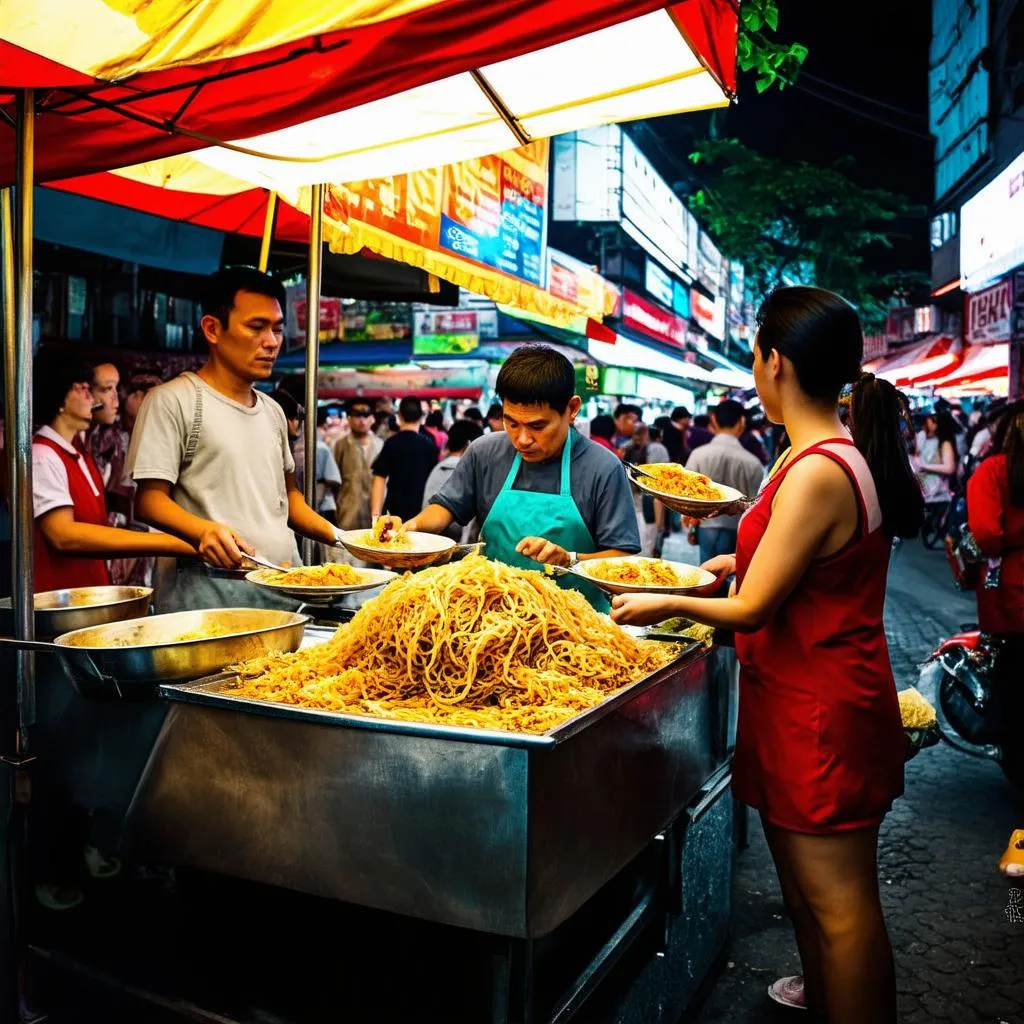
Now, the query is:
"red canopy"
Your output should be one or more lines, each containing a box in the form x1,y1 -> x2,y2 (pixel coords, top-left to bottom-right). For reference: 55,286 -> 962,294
1,0 -> 738,188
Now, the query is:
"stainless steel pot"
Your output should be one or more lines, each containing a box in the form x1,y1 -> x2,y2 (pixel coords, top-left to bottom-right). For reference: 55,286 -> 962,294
0,607 -> 309,699
0,585 -> 153,639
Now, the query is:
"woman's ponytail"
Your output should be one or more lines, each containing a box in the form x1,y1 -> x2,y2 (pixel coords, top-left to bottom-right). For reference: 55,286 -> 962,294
849,373 -> 924,539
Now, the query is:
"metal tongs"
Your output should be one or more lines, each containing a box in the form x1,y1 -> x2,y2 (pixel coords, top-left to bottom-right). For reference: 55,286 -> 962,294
242,552 -> 290,574
623,462 -> 658,484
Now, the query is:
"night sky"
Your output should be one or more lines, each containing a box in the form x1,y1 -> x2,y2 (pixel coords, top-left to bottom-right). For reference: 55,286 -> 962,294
643,0 -> 934,288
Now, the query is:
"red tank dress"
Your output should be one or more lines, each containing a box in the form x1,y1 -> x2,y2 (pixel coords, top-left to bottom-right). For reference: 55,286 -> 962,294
733,439 -> 905,834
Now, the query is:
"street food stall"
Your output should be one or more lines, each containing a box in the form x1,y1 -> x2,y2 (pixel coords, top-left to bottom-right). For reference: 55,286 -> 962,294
0,5 -> 741,1021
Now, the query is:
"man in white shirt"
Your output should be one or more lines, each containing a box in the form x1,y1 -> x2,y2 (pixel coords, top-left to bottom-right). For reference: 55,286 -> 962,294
686,399 -> 765,564
126,267 -> 341,611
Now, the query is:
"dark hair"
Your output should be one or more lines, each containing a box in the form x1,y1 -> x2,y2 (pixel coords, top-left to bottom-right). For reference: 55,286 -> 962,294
32,353 -> 94,425
345,398 -> 373,417
613,403 -> 642,421
398,396 -> 424,423
848,373 -> 925,539
590,414 -> 615,440
693,414 -> 711,429
386,415 -> 399,434
495,345 -> 575,414
994,400 -> 1024,508
759,287 -> 923,539
201,266 -> 286,329
90,359 -> 123,383
671,406 -> 691,422
425,410 -> 445,429
756,286 -> 861,398
268,390 -> 302,421
447,419 -> 483,454
316,406 -> 330,427
933,411 -> 960,449
463,406 -> 484,424
486,403 -> 503,421
653,415 -> 674,435
713,399 -> 745,430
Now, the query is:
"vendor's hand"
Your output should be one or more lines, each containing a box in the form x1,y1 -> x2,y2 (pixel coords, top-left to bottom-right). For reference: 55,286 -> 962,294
395,515 -> 417,536
198,522 -> 254,569
516,537 -> 571,567
610,593 -> 674,627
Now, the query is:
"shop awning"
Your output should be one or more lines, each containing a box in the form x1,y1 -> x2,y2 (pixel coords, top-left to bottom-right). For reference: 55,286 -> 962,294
875,335 -> 962,388
1,1 -> 738,187
695,347 -> 754,388
930,344 -> 1009,394
588,334 -> 717,387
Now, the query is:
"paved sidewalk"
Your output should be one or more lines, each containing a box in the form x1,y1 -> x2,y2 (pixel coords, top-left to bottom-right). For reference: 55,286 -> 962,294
686,539 -> 1024,1024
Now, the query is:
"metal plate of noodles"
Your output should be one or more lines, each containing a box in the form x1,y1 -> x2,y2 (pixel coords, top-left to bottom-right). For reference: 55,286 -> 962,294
337,529 -> 456,570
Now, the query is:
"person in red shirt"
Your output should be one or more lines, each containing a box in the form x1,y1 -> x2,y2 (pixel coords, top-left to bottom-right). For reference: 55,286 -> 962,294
967,399 -> 1024,787
588,414 -> 618,455
32,356 -> 195,592
612,287 -> 924,1024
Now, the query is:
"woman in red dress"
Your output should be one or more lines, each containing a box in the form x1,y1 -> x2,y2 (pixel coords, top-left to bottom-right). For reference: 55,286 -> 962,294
613,287 -> 924,1024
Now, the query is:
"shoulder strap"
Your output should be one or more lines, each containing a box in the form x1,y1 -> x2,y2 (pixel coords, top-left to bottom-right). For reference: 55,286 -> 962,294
182,372 -> 203,468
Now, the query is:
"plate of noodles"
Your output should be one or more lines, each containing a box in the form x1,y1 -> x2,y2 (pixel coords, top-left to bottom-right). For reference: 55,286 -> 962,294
626,463 -> 747,518
337,523 -> 456,570
245,564 -> 398,602
571,557 -> 716,596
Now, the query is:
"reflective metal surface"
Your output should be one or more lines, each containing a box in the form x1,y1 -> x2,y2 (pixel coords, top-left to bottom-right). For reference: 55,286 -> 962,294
126,642 -> 728,937
302,182 -> 323,567
0,586 -> 152,639
0,608 -> 308,699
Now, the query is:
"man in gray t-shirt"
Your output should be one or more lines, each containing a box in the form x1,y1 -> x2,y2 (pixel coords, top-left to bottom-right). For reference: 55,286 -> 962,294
127,268 -> 342,611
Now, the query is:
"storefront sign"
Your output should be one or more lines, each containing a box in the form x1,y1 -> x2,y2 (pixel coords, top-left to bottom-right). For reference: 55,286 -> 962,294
340,301 -> 412,342
690,288 -> 726,342
885,307 -> 917,343
294,296 -> 342,342
413,309 -> 480,355
960,150 -> 1024,290
644,259 -> 674,307
966,278 -> 1013,344
1015,269 -> 1024,343
323,139 -> 550,290
621,289 -> 687,349
727,262 -> 746,341
696,232 -> 722,295
672,280 -> 691,318
621,134 -> 687,274
547,248 -> 617,320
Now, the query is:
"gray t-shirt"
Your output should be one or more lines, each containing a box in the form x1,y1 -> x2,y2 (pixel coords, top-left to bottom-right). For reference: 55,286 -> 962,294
432,430 -> 640,554
125,372 -> 299,610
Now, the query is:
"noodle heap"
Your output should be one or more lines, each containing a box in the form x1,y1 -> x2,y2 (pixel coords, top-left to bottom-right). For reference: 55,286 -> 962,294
641,464 -> 725,500
269,563 -> 365,587
231,556 -> 677,733
586,558 -> 702,588
364,518 -> 411,547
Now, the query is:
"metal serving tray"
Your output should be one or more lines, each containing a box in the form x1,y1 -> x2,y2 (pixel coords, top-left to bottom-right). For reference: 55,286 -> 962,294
125,640 -> 732,939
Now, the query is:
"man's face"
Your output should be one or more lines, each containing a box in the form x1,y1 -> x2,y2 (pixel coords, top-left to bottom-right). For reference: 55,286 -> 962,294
614,410 -> 638,438
488,414 -> 505,433
91,363 -> 120,426
201,289 -> 284,382
502,398 -> 581,463
348,406 -> 374,437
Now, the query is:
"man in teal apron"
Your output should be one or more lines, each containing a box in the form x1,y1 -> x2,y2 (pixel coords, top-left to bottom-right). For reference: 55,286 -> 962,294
390,345 -> 640,610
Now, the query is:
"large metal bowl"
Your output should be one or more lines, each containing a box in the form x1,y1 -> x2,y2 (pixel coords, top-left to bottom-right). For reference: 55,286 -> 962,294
337,530 -> 456,570
0,586 -> 153,639
50,607 -> 309,699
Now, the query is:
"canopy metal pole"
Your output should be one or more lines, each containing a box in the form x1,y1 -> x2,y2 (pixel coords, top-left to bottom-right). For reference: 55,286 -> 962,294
257,190 -> 278,273
9,89 -> 35,743
302,184 -> 324,565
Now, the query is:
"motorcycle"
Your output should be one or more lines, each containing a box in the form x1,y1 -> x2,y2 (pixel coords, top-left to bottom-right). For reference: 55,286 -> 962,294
918,628 -> 1022,790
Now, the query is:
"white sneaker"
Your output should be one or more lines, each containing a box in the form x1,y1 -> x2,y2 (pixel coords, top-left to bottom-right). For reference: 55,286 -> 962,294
767,975 -> 807,1010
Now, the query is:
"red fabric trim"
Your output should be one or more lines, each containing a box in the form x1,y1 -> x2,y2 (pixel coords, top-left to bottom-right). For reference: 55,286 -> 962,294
1,0 -> 679,187
670,0 -> 738,97
0,40 -> 96,88
318,385 -> 482,400
48,174 -> 312,243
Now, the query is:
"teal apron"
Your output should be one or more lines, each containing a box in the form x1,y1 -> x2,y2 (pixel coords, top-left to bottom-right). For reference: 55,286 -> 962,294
481,437 -> 609,611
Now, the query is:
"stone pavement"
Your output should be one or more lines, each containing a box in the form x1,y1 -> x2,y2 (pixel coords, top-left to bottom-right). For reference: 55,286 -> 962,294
678,538 -> 1024,1024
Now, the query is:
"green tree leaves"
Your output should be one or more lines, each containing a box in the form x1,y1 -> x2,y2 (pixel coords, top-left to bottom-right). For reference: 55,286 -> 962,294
738,0 -> 807,92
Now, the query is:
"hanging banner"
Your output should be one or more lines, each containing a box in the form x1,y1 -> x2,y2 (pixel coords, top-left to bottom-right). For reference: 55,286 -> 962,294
966,278 -> 1013,344
620,289 -> 688,349
322,140 -> 549,290
547,248 -> 618,321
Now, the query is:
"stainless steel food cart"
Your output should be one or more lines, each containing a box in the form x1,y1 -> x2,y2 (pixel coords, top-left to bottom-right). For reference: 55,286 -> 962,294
21,623 -> 738,1023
